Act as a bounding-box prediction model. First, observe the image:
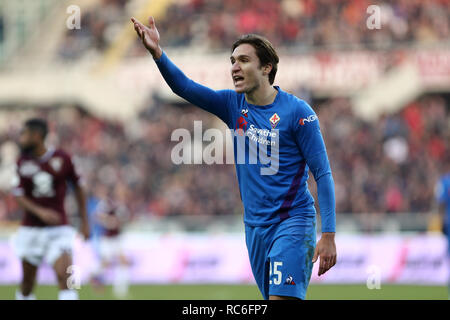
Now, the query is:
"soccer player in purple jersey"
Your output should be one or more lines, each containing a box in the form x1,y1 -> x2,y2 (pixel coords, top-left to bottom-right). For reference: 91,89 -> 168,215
131,16 -> 337,300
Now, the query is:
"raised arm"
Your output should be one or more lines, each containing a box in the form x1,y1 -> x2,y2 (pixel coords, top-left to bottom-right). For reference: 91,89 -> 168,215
131,17 -> 232,125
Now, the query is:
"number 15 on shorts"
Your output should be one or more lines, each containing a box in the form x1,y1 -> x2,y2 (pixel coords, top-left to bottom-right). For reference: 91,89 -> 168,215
269,261 -> 283,285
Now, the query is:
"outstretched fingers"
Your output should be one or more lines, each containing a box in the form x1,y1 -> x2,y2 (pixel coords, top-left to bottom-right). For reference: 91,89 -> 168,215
131,17 -> 143,26
131,17 -> 144,37
148,16 -> 155,27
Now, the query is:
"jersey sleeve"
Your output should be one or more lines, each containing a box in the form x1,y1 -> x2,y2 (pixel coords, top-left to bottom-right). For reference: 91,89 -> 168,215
293,101 -> 336,233
154,51 -> 233,127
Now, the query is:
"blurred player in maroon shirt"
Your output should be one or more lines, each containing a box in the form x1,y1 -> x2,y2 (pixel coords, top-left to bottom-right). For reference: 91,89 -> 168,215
90,186 -> 130,299
11,118 -> 89,300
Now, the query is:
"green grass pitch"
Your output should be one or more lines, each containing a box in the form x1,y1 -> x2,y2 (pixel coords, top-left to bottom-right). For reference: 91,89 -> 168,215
0,284 -> 447,300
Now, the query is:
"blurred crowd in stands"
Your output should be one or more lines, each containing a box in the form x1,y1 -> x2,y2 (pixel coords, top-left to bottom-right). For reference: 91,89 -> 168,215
310,94 -> 448,214
58,0 -> 450,60
59,0 -> 128,60
154,0 -> 450,50
0,93 -> 448,222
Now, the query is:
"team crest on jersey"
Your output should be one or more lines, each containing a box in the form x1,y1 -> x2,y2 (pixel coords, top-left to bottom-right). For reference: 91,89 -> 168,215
269,113 -> 280,129
50,157 -> 63,172
241,108 -> 248,117
19,161 -> 39,177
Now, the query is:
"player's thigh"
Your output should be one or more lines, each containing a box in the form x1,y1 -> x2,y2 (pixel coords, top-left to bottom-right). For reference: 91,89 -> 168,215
267,223 -> 316,300
245,224 -> 270,299
12,227 -> 46,267
45,226 -> 76,269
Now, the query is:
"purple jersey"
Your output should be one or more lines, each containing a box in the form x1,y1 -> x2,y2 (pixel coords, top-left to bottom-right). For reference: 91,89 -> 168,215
12,148 -> 81,227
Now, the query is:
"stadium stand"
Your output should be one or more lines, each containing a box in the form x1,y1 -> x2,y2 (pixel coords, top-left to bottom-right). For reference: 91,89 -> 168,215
55,0 -> 450,62
0,92 -> 448,222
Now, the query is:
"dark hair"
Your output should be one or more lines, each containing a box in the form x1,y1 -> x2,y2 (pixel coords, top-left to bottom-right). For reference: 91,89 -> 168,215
24,118 -> 48,139
231,34 -> 279,85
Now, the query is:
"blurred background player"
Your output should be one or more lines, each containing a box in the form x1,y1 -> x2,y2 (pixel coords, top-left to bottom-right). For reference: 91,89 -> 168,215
89,185 -> 131,299
11,118 -> 89,300
86,186 -> 108,294
435,158 -> 450,299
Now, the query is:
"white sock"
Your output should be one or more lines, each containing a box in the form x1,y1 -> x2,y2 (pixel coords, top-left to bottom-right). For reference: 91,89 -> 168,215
15,290 -> 36,300
113,265 -> 129,298
58,289 -> 79,300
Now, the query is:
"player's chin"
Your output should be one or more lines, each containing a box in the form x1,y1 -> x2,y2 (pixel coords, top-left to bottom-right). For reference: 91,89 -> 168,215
233,84 -> 246,94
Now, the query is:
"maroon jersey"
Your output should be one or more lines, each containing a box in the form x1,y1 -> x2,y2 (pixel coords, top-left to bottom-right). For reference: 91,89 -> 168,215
97,198 -> 128,238
12,148 -> 81,227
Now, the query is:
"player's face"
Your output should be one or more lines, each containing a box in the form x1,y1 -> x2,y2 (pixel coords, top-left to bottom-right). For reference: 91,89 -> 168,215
19,128 -> 39,154
230,44 -> 267,94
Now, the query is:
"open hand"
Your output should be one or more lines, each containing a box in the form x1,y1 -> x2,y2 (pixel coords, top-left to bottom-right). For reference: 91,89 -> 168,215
131,16 -> 162,59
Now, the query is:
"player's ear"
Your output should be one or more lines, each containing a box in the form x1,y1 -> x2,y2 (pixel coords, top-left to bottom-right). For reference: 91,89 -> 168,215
263,63 -> 273,76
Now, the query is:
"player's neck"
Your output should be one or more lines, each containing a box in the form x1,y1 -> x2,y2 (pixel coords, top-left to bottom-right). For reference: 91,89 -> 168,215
32,144 -> 47,158
245,84 -> 277,106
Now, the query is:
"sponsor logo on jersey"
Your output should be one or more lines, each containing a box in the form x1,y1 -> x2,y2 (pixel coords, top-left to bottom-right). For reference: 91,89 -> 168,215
248,124 -> 277,138
246,124 -> 277,146
269,113 -> 280,129
299,114 -> 318,126
284,275 -> 296,285
241,108 -> 248,117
